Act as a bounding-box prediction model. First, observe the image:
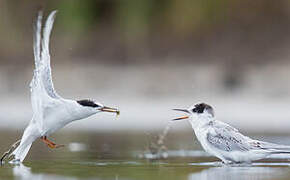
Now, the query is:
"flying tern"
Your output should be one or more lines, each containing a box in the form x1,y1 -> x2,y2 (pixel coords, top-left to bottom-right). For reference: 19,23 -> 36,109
0,11 -> 119,164
173,103 -> 290,164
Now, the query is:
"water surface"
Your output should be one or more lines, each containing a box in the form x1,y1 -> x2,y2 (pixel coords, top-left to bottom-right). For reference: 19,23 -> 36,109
1,130 -> 290,180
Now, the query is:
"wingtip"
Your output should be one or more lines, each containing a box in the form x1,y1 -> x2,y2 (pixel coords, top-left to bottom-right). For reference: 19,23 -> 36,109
36,5 -> 44,14
35,10 -> 43,22
38,10 -> 43,16
50,10 -> 58,17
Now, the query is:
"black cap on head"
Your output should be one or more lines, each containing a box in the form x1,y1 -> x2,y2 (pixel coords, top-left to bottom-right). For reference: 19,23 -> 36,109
77,99 -> 99,108
192,103 -> 214,116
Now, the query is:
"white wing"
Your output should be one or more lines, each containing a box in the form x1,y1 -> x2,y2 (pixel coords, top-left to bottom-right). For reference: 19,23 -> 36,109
40,10 -> 60,99
30,11 -> 44,124
30,10 -> 60,102
30,11 -> 60,130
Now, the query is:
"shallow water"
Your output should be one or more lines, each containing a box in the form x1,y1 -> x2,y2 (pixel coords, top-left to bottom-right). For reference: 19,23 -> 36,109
1,130 -> 290,180
2,159 -> 290,180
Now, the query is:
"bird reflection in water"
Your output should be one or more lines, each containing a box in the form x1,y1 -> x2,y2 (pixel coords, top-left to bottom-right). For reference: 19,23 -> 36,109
13,164 -> 76,180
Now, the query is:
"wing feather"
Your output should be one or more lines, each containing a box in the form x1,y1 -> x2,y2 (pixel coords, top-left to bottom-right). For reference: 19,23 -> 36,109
31,11 -> 44,112
207,121 -> 290,154
30,11 -> 45,131
30,11 -> 60,131
251,140 -> 290,153
33,11 -> 42,70
206,121 -> 253,152
40,10 -> 60,99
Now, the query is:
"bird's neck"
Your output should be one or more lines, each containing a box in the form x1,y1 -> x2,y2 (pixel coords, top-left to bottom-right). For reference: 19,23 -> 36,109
64,100 -> 96,121
189,114 -> 214,130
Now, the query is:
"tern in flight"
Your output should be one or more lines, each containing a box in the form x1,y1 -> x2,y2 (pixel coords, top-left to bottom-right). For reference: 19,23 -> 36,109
0,11 -> 119,164
173,103 -> 290,164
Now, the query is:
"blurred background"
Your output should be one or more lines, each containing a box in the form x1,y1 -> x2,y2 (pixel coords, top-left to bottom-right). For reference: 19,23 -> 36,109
1,0 -> 290,135
3,2 -> 290,179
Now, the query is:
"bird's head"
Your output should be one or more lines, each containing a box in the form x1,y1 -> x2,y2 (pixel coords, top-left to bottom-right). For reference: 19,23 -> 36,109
77,99 -> 119,116
172,103 -> 214,121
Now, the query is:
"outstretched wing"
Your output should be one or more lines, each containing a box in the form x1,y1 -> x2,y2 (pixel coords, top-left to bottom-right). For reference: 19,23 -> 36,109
30,11 -> 60,101
206,121 -> 254,152
30,11 -> 44,116
40,10 -> 60,99
30,11 -> 60,129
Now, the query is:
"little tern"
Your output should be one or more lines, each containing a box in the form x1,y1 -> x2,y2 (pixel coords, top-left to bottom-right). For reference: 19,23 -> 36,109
0,11 -> 119,164
173,103 -> 290,164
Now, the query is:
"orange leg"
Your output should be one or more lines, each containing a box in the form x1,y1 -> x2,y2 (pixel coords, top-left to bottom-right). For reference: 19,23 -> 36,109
40,136 -> 64,149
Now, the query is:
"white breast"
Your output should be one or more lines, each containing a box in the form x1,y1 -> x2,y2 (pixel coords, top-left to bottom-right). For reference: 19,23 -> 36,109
41,100 -> 74,136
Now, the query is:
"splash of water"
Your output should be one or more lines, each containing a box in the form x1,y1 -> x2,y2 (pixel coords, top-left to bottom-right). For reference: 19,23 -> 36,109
157,121 -> 172,146
142,121 -> 173,160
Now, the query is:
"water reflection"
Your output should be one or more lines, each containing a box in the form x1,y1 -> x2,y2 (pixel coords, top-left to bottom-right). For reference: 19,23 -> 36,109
189,161 -> 290,167
189,166 -> 286,180
68,142 -> 87,152
137,150 -> 211,160
8,160 -> 290,180
13,164 -> 76,180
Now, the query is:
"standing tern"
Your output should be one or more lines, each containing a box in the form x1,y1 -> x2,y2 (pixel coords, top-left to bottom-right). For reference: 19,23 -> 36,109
173,103 -> 290,164
0,11 -> 119,164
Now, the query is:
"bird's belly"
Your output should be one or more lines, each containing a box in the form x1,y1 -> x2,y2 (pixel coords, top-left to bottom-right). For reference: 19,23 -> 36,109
199,136 -> 222,159
41,109 -> 72,136
43,121 -> 67,136
220,150 -> 267,163
195,130 -> 219,157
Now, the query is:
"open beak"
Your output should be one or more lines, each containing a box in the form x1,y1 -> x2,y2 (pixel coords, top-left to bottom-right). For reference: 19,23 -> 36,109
172,108 -> 190,121
101,106 -> 120,115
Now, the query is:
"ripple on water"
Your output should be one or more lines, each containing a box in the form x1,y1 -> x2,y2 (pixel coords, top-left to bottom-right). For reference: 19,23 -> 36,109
76,161 -> 146,166
188,166 -> 288,180
188,161 -> 290,167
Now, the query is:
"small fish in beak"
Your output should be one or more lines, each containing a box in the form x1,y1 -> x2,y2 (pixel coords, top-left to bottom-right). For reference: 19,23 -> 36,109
101,106 -> 120,115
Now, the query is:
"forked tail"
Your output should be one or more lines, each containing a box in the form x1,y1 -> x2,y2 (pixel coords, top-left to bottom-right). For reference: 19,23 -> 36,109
0,140 -> 21,164
10,124 -> 39,163
1,124 -> 39,164
257,140 -> 290,155
11,141 -> 33,163
0,135 -> 35,164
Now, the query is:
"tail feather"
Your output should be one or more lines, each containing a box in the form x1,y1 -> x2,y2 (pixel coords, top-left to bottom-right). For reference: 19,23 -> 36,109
261,143 -> 290,150
11,124 -> 39,162
12,142 -> 32,162
257,140 -> 290,154
269,150 -> 290,154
